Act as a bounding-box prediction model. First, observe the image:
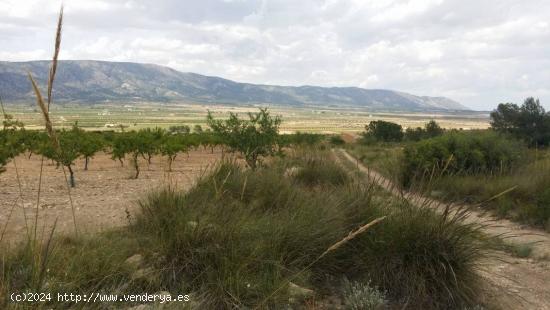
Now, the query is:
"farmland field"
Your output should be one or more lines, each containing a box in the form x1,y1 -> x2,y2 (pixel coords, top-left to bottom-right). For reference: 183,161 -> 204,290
0,149 -> 221,245
2,102 -> 490,133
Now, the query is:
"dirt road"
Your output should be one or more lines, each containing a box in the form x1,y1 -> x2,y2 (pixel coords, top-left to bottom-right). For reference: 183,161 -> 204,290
337,149 -> 550,310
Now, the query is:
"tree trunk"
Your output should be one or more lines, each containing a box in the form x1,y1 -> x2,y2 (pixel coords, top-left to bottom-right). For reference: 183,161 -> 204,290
133,153 -> 140,179
119,158 -> 124,167
168,155 -> 175,172
67,165 -> 75,187
84,156 -> 89,170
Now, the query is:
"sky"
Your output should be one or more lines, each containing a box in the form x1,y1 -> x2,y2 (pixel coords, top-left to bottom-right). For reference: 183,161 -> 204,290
1,0 -> 550,110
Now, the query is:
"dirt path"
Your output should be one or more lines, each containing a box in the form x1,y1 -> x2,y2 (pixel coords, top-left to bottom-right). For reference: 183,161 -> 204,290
336,149 -> 550,310
0,150 -> 222,246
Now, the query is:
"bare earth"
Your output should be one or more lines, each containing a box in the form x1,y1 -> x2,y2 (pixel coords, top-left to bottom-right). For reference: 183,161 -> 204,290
337,149 -> 550,310
0,150 -> 221,246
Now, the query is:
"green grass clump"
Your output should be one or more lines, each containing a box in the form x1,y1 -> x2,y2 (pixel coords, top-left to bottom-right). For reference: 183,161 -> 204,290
292,156 -> 350,187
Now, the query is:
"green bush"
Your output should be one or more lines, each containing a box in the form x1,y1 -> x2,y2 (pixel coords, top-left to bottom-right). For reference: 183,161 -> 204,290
402,131 -> 525,187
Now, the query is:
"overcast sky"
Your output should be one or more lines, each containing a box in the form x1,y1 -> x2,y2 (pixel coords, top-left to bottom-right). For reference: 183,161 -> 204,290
1,0 -> 550,110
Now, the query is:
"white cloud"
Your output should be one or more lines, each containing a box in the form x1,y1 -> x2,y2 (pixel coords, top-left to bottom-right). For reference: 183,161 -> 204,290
1,0 -> 550,110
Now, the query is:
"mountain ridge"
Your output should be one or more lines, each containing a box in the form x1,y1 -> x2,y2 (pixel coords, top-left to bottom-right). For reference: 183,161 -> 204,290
0,60 -> 469,111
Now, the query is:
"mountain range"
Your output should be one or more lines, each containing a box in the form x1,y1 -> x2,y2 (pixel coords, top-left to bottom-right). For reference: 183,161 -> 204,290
0,60 -> 468,111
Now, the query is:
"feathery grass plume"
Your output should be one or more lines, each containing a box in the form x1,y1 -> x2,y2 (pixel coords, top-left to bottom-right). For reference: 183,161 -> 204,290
319,216 -> 386,259
27,6 -> 78,236
28,74 -> 58,145
48,6 -> 63,110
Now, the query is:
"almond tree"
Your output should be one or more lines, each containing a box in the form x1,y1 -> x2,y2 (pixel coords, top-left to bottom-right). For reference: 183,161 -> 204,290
160,134 -> 188,171
207,108 -> 281,169
56,125 -> 82,187
79,131 -> 104,170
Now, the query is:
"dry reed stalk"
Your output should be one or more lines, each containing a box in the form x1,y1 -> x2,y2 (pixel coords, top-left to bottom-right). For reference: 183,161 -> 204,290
48,7 -> 63,110
28,6 -> 78,236
318,216 -> 386,259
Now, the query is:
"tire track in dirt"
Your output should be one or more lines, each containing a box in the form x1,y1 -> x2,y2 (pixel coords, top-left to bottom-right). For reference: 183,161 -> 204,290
335,148 -> 550,310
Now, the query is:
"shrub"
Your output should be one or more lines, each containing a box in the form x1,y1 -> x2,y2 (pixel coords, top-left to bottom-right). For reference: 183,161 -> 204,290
341,278 -> 386,310
402,131 -> 525,187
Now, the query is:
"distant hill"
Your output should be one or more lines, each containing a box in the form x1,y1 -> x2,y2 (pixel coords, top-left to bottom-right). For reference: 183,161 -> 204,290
0,60 -> 469,111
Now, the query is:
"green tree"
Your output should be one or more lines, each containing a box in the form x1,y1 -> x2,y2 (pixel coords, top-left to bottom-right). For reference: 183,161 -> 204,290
425,120 -> 444,138
79,131 -> 105,170
362,120 -> 403,142
160,134 -> 188,171
56,126 -> 82,187
207,108 -> 281,169
490,98 -> 550,146
111,132 -> 131,167
138,128 -> 163,165
0,112 -> 26,173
